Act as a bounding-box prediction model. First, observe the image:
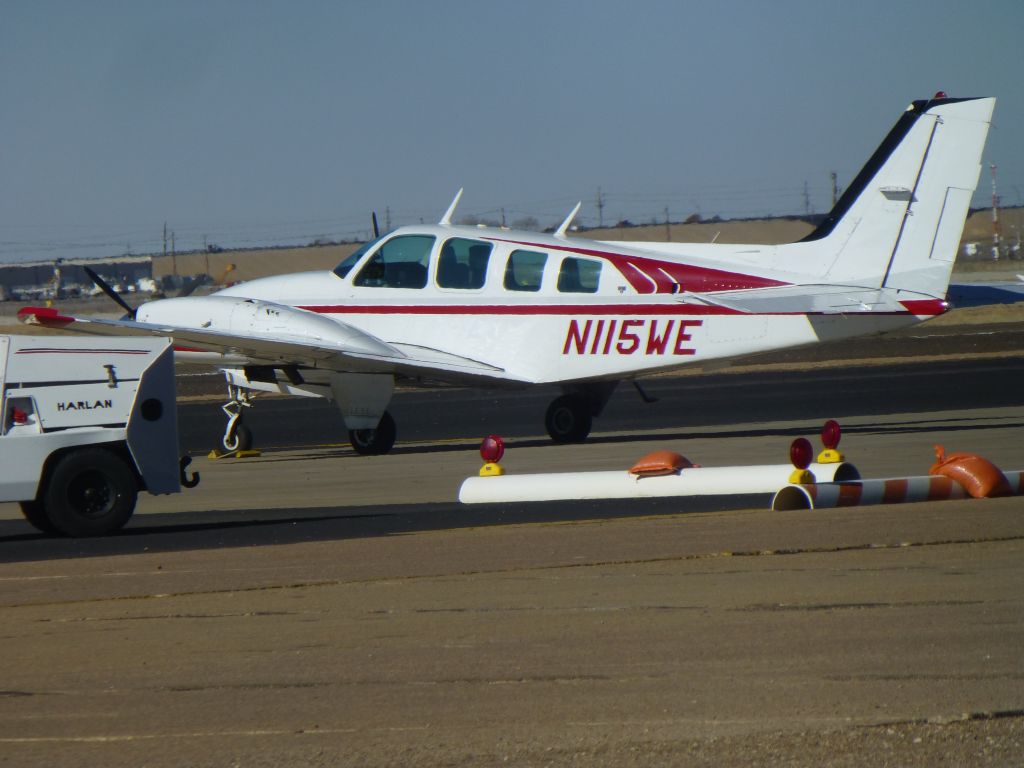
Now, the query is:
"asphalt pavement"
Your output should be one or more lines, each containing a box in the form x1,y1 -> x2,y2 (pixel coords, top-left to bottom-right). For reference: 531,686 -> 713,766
1,349 -> 1023,766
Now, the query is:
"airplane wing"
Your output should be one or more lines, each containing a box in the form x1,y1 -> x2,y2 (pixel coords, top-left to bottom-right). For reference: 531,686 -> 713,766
17,305 -> 513,384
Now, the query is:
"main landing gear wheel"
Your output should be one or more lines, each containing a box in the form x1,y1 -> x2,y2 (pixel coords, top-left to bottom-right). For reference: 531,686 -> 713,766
349,411 -> 397,456
545,394 -> 593,443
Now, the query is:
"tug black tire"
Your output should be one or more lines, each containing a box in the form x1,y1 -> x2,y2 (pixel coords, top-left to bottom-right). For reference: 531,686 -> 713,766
41,448 -> 138,537
19,501 -> 59,535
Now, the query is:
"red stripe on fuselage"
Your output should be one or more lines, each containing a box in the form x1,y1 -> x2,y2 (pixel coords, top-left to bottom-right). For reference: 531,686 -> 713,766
482,236 -> 789,294
296,303 -> 925,318
298,303 -> 742,316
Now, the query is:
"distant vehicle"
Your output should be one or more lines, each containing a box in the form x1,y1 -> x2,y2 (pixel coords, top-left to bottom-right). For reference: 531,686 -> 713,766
21,95 -> 996,455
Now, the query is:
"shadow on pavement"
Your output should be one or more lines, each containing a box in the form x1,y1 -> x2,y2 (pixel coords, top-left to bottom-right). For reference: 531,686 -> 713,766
0,493 -> 768,564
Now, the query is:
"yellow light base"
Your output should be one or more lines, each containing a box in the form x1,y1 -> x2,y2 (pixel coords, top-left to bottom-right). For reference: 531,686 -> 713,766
816,449 -> 844,464
788,468 -> 816,485
479,462 -> 505,477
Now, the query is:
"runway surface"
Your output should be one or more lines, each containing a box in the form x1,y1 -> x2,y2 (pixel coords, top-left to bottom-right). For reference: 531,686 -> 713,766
174,355 -> 1024,453
1,355 -> 1023,766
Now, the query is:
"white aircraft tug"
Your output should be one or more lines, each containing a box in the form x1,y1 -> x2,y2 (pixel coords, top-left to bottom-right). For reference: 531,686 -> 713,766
0,335 -> 197,536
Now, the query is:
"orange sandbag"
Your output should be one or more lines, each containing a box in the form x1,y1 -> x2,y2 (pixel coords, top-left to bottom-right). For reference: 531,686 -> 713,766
929,444 -> 1011,499
629,450 -> 696,477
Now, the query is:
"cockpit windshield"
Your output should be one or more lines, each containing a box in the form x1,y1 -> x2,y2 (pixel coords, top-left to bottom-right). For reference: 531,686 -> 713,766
332,237 -> 381,279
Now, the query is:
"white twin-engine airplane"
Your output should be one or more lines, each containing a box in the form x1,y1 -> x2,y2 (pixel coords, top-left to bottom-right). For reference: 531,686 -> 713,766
21,95 -> 995,454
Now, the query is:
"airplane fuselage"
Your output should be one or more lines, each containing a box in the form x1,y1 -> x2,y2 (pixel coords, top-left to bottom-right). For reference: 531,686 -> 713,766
201,225 -> 938,386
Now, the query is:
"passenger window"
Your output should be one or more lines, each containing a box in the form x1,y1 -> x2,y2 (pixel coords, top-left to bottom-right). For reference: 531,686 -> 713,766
436,238 -> 492,289
504,250 -> 547,292
353,235 -> 434,288
557,257 -> 601,293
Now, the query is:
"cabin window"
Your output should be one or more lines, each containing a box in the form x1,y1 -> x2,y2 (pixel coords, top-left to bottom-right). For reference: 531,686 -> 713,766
557,257 -> 601,293
353,235 -> 435,288
436,238 -> 492,289
504,250 -> 547,292
333,237 -> 380,279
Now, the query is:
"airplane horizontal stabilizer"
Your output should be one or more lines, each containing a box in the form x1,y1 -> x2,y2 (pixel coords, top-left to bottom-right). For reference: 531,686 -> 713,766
676,284 -> 946,315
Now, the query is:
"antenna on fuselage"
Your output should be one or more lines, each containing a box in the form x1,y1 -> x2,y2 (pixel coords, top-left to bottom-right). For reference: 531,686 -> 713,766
439,188 -> 464,227
554,201 -> 582,238
371,211 -> 380,238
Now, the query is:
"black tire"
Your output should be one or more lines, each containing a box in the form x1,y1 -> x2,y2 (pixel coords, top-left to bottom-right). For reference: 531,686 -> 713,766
349,411 -> 397,455
41,448 -> 138,537
19,501 -> 59,535
223,422 -> 253,452
545,394 -> 593,443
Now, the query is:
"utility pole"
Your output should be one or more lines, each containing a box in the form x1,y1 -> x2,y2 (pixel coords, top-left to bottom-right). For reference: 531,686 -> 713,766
990,163 -> 1001,260
596,187 -> 605,229
385,206 -> 392,232
664,207 -> 671,242
162,222 -> 167,259
830,171 -> 839,208
802,181 -> 811,216
171,231 -> 177,277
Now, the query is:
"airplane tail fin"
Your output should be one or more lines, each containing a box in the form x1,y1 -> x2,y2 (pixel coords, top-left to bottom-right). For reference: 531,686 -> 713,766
796,96 -> 995,298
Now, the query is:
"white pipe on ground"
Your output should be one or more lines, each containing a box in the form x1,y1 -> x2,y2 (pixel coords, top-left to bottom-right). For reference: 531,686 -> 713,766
458,462 -> 859,504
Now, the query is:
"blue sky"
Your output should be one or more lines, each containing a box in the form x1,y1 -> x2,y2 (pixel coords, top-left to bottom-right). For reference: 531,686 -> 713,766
1,0 -> 1021,262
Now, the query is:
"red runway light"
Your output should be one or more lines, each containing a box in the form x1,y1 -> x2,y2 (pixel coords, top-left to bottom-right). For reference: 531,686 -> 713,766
480,435 -> 505,463
790,438 -> 813,470
821,419 -> 841,450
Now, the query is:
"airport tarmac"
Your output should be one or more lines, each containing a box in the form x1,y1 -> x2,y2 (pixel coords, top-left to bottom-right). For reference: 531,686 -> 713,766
1,367 -> 1023,765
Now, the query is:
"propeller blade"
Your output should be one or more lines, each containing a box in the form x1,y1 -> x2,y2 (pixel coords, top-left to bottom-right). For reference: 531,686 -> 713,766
371,211 -> 380,238
176,277 -> 202,298
84,266 -> 135,318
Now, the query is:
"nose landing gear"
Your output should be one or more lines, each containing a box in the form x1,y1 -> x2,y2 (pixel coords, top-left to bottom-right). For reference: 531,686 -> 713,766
221,385 -> 255,452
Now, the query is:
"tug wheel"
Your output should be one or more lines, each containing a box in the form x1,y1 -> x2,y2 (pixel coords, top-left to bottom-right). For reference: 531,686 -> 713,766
41,448 -> 138,537
19,501 -> 59,535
